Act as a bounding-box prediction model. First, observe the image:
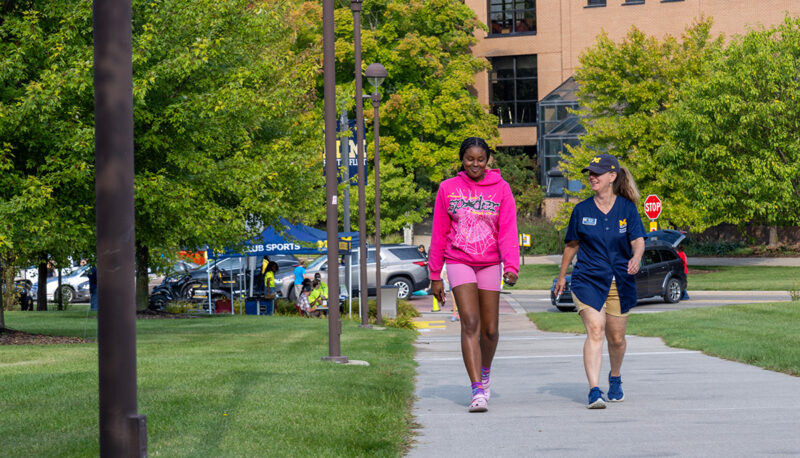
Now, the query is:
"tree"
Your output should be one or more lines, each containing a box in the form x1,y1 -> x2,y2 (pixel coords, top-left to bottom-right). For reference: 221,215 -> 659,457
330,0 -> 500,234
560,19 -> 723,229
658,16 -> 800,243
491,151 -> 544,218
1,0 -> 324,308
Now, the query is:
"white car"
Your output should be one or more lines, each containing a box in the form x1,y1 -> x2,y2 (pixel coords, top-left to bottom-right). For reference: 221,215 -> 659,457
30,265 -> 93,303
15,258 -> 83,289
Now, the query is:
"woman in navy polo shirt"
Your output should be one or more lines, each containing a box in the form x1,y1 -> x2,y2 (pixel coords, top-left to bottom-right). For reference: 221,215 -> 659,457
554,154 -> 645,409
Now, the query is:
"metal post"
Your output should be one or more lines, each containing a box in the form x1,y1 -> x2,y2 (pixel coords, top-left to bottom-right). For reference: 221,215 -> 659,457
323,0 -> 347,363
351,0 -> 370,328
340,108 -> 353,317
93,0 -> 147,455
372,93 -> 382,325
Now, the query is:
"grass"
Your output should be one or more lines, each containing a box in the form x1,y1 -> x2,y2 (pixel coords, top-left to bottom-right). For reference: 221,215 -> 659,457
528,301 -> 800,376
687,265 -> 800,290
1,306 -> 418,457
507,264 -> 800,291
505,264 -> 561,290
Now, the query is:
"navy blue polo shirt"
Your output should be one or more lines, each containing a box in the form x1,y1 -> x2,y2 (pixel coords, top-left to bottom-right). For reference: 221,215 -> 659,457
564,196 -> 645,313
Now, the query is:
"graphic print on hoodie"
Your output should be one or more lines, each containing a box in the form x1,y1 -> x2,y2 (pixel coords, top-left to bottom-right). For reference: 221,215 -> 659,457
428,169 -> 519,281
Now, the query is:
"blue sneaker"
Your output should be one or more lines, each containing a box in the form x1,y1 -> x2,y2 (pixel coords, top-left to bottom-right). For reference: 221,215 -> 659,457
587,387 -> 606,409
608,373 -> 624,402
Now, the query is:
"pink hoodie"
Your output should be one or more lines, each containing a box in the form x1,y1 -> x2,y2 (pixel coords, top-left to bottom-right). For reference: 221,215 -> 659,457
428,169 -> 519,281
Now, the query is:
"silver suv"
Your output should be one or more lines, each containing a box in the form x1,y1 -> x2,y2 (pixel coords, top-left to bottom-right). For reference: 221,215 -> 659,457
277,244 -> 430,300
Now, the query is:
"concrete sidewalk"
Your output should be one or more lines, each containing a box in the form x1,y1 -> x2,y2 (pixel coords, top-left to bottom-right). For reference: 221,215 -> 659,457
524,254 -> 800,266
409,303 -> 800,457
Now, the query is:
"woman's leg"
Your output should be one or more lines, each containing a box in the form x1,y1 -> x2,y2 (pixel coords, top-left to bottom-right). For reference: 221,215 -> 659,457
453,283 -> 482,383
579,306 -> 607,388
605,315 -> 628,376
477,289 -> 501,368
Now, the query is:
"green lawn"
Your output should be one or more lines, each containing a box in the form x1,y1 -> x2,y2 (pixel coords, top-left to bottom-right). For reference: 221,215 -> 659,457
508,264 -> 800,291
1,309 -> 417,457
686,265 -> 800,290
528,301 -> 800,376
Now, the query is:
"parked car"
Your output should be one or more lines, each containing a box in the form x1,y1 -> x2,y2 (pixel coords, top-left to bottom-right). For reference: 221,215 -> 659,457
14,258 -> 83,289
30,265 -> 93,303
277,244 -> 430,301
550,239 -> 687,312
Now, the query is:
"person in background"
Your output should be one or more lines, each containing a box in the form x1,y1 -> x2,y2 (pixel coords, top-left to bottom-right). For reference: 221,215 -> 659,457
429,136 -> 519,413
554,153 -> 645,409
418,244 -> 428,259
293,259 -> 307,299
676,245 -> 690,300
88,266 -> 98,311
296,283 -> 313,317
263,261 -> 278,313
313,272 -> 329,299
308,279 -> 328,316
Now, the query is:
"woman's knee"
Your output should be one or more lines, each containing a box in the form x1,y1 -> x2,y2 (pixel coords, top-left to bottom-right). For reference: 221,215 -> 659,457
481,327 -> 499,343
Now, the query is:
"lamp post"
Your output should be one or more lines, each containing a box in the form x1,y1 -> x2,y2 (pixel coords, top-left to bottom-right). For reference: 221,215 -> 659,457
322,0 -> 346,363
351,0 -> 370,328
365,63 -> 387,325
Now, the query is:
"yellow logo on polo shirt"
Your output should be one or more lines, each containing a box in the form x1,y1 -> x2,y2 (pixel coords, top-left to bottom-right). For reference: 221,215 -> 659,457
619,219 -> 627,233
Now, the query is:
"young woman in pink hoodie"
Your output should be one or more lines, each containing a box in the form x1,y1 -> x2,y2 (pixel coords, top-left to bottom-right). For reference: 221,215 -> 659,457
429,137 -> 520,413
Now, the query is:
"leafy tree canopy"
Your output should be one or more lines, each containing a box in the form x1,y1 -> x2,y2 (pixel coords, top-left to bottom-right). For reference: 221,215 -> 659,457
327,0 -> 500,233
559,19 -> 723,229
1,0 -> 323,307
658,16 -> 800,230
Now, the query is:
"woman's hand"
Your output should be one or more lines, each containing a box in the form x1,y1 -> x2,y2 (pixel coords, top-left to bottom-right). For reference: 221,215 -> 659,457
627,256 -> 642,275
430,279 -> 446,304
503,271 -> 518,287
554,277 -> 567,298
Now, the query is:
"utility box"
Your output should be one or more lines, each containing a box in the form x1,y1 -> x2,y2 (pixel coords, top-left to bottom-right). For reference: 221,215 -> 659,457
380,285 -> 398,319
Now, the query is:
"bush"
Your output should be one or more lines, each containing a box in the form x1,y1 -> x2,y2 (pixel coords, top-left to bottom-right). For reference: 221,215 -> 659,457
165,300 -> 194,314
517,217 -> 564,255
683,239 -> 751,256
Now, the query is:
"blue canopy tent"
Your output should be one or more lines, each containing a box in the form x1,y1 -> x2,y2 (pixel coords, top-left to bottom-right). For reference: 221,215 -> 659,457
200,219 -> 353,312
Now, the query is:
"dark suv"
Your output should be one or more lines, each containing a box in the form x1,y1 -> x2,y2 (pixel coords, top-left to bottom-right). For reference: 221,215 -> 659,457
550,239 -> 687,312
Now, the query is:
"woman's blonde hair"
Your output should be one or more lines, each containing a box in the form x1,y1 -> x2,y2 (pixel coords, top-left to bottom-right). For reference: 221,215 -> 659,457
613,166 -> 640,204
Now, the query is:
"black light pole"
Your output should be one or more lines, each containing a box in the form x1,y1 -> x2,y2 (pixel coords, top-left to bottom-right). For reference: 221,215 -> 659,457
351,0 -> 370,327
365,63 -> 387,325
322,0 -> 347,363
93,0 -> 147,455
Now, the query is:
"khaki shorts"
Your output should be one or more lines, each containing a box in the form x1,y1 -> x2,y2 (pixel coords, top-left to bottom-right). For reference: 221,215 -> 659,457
573,280 -> 628,317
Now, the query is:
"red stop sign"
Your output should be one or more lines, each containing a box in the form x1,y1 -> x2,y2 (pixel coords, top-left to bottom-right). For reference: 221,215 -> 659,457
644,194 -> 662,220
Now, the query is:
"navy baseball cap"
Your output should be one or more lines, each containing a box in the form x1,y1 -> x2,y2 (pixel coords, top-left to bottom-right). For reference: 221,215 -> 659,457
581,154 -> 620,174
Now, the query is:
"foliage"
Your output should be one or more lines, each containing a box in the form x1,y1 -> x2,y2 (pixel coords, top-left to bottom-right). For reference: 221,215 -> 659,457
1,1 -> 324,307
165,300 -> 194,314
790,282 -> 800,302
562,19 -> 723,229
657,16 -> 800,231
517,216 -> 563,255
329,0 -> 500,233
492,151 -> 545,217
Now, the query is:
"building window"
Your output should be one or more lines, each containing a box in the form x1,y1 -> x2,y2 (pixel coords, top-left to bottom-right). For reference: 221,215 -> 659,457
586,0 -> 606,6
490,55 -> 538,126
623,0 -> 645,4
489,0 -> 536,35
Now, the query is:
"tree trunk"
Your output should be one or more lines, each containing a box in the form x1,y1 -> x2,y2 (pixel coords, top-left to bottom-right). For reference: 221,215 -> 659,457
57,268 -> 63,310
768,225 -> 779,249
37,261 -> 48,311
135,241 -> 150,310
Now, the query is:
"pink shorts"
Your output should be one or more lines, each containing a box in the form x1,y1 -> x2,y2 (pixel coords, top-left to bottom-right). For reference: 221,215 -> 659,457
446,263 -> 502,291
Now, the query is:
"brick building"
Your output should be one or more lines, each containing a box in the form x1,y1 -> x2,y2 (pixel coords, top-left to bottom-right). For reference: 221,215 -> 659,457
464,0 -> 800,212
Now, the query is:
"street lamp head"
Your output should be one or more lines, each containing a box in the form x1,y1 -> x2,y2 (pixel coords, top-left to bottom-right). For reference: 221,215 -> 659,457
365,63 -> 387,91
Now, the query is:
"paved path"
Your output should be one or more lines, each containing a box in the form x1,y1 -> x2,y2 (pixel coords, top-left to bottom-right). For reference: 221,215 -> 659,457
408,293 -> 800,457
524,255 -> 800,266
